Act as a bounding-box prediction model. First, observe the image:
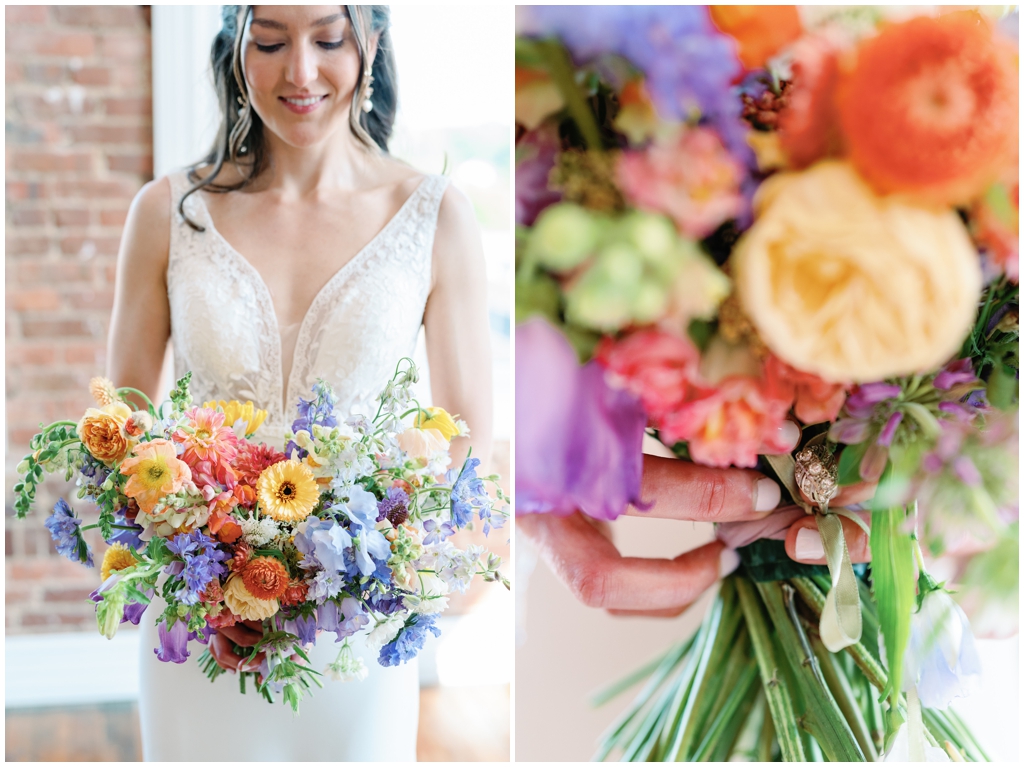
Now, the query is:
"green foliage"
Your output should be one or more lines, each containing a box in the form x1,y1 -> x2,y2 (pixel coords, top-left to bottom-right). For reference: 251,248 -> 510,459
837,440 -> 870,486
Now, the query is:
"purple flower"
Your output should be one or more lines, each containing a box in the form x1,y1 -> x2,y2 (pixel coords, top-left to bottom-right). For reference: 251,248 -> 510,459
378,614 -> 441,667
933,358 -> 977,391
44,499 -> 94,567
515,319 -> 646,521
516,126 -> 562,226
286,613 -> 318,646
122,594 -> 151,626
154,618 -> 191,664
288,379 -> 338,456
844,383 -> 903,419
105,511 -> 144,550
166,530 -> 228,606
903,589 -> 981,709
878,411 -> 904,448
446,458 -> 490,529
422,518 -> 455,546
317,596 -> 369,641
377,486 -> 410,526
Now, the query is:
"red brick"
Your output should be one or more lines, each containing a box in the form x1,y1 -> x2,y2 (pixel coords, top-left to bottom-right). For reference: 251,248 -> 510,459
104,96 -> 150,116
111,66 -> 148,89
9,559 -> 85,580
13,92 -> 98,119
52,178 -> 140,199
44,587 -> 94,603
10,208 -> 46,226
16,261 -> 93,285
70,66 -> 111,86
6,235 -> 50,256
6,31 -> 96,57
98,208 -> 128,227
6,60 -> 24,82
60,235 -> 121,256
8,346 -> 58,366
21,319 -> 94,338
70,124 -> 150,144
98,33 -> 149,59
10,150 -> 93,173
8,288 -> 61,312
67,289 -> 115,311
53,6 -> 145,28
22,62 -> 66,85
64,344 -> 105,365
54,208 -> 91,227
5,6 -> 49,25
20,613 -> 55,627
6,181 -> 46,201
107,153 -> 152,174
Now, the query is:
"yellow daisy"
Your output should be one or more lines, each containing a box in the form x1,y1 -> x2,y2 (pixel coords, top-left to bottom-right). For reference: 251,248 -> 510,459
413,406 -> 460,441
256,460 -> 319,522
203,399 -> 268,438
101,543 -> 137,582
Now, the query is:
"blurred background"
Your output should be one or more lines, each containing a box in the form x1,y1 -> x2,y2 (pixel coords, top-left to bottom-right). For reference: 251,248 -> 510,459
5,5 -> 511,761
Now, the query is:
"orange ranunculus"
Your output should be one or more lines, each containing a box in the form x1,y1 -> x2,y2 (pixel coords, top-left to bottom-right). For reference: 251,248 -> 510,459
836,11 -> 1018,206
241,556 -> 290,601
710,6 -> 802,70
778,34 -> 844,169
120,439 -> 192,514
77,402 -> 135,465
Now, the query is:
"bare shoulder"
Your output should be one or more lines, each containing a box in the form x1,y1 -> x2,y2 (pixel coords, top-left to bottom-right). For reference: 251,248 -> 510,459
121,175 -> 172,273
430,183 -> 485,291
435,182 -> 480,249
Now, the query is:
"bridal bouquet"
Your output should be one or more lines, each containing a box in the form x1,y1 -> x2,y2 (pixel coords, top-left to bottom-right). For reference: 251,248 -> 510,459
517,5 -> 1017,761
14,359 -> 509,711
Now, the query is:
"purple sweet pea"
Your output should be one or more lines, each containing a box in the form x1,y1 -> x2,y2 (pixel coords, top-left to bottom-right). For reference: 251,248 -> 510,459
154,618 -> 191,664
316,597 -> 369,642
286,613 -> 318,646
515,319 -> 646,521
844,383 -> 903,418
933,359 -> 977,391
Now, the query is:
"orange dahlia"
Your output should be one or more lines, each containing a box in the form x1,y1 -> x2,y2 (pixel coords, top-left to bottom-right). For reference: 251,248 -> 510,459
240,556 -> 290,601
836,11 -> 1018,206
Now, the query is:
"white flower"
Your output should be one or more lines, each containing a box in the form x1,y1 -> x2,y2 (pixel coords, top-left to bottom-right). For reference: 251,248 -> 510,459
454,419 -> 471,438
884,688 -> 951,762
324,640 -> 368,682
364,614 -> 405,651
903,588 -> 981,709
409,572 -> 450,615
239,513 -> 281,548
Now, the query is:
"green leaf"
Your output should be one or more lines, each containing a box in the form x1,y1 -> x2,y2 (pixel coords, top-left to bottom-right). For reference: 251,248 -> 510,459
837,441 -> 870,486
869,467 -> 915,746
987,363 -> 1018,411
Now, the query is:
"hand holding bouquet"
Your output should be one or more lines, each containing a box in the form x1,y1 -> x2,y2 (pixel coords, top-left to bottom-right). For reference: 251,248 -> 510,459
15,359 -> 509,711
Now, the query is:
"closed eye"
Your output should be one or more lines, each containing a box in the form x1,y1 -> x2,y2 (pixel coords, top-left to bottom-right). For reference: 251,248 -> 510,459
255,43 -> 284,53
318,40 -> 343,50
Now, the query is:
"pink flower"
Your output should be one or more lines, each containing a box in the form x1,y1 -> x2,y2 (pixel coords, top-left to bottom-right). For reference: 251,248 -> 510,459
765,355 -> 848,425
595,330 -> 701,423
660,375 -> 792,468
172,407 -> 239,471
616,127 -> 746,239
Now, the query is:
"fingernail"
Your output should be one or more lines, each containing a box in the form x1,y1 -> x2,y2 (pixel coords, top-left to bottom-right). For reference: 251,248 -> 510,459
778,420 -> 801,449
795,527 -> 825,561
719,547 -> 741,578
754,477 -> 781,512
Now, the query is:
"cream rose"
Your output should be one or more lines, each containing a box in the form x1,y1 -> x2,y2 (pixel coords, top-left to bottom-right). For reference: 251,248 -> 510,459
222,575 -> 279,621
77,401 -> 135,464
732,161 -> 982,382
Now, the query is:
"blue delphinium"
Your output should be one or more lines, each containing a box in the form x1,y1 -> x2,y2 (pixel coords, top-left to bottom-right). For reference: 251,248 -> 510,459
447,458 -> 491,530
379,614 -> 442,667
288,379 -> 339,457
105,510 -> 144,550
165,530 -> 228,605
44,499 -> 94,567
422,518 -> 455,546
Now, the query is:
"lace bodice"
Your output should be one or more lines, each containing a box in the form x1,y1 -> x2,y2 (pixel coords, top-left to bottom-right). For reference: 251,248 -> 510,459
166,170 -> 449,445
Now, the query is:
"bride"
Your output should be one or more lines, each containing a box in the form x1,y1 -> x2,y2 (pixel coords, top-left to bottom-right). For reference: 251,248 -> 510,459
105,5 -> 492,761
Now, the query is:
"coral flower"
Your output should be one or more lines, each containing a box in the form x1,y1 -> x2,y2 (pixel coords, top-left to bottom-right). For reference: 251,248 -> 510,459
616,127 -> 747,240
659,376 -> 792,468
596,329 -> 701,423
234,442 -> 287,488
280,580 -> 309,607
100,542 -> 137,582
764,355 -> 848,425
120,439 -> 192,514
778,33 -> 844,169
256,460 -> 319,522
241,556 -> 290,601
710,5 -> 803,69
172,407 -> 239,469
836,11 -> 1018,205
203,399 -> 268,439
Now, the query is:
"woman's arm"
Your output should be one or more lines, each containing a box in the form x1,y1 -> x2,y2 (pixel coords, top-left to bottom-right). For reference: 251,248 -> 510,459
105,177 -> 173,403
422,185 -> 494,473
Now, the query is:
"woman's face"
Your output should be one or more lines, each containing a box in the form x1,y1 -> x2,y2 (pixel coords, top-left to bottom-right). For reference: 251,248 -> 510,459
240,5 -> 375,149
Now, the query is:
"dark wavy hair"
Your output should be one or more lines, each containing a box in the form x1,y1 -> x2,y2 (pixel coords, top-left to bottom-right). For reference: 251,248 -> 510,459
179,5 -> 396,231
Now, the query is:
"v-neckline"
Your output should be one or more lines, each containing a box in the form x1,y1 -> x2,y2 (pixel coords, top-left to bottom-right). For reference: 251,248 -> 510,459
193,175 -> 431,418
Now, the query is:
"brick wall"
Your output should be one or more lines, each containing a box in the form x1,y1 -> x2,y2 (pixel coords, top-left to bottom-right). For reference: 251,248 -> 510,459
6,6 -> 153,633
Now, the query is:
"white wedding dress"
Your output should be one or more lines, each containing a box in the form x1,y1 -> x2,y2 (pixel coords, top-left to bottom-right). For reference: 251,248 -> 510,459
137,169 -> 450,761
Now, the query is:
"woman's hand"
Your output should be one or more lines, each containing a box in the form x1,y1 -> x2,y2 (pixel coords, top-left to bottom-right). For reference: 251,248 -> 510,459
209,620 -> 266,673
785,481 -> 877,566
518,453 -> 786,618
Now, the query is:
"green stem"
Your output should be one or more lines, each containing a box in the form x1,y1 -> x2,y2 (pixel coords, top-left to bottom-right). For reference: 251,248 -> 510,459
736,577 -> 806,762
691,660 -> 759,761
116,387 -> 156,414
80,523 -> 140,532
535,39 -> 604,152
811,633 -> 879,761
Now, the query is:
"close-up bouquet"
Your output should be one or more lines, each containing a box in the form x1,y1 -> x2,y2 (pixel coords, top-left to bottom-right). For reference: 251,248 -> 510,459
14,360 -> 509,712
516,4 -> 1017,762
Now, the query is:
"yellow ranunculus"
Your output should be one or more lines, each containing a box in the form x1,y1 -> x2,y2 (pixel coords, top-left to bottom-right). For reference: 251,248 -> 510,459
204,399 -> 268,438
733,161 -> 982,383
223,575 -> 279,621
413,407 -> 459,441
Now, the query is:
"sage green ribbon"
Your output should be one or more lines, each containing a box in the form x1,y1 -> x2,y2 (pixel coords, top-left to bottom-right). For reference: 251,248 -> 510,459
765,453 -> 862,652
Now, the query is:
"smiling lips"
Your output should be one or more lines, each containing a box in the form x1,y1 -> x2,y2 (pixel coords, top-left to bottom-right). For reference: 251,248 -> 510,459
280,94 -> 327,114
